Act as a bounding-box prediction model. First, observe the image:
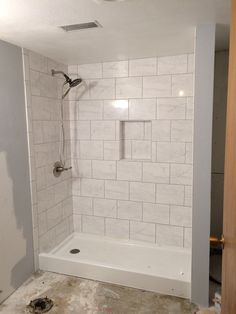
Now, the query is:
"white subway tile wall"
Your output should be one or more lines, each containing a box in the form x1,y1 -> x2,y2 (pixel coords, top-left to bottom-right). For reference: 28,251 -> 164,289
25,52 -> 194,259
68,54 -> 194,248
23,49 -> 73,264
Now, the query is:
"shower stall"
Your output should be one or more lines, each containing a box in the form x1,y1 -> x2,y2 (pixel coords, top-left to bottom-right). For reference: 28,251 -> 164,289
23,47 -> 194,299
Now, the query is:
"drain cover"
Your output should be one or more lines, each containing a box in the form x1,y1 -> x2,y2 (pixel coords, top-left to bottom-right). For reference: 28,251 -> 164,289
70,248 -> 80,254
27,297 -> 53,313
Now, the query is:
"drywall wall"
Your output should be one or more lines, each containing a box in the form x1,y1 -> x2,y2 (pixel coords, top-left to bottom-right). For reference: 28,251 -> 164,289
0,39 -> 34,303
191,24 -> 216,306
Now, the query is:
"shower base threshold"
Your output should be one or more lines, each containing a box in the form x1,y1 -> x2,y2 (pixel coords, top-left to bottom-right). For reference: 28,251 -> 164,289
39,232 -> 191,298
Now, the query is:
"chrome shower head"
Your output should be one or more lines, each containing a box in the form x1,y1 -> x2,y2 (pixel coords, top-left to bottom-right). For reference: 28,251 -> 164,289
52,69 -> 83,99
69,78 -> 83,88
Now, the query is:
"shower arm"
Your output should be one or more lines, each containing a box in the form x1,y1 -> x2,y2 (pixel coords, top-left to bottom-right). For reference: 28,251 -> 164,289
51,69 -> 71,84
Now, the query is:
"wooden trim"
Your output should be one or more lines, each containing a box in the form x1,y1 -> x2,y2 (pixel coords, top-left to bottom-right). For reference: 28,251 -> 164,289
221,0 -> 236,312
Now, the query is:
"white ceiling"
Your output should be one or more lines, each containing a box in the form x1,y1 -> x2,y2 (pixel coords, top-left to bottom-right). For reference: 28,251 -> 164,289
0,0 -> 230,65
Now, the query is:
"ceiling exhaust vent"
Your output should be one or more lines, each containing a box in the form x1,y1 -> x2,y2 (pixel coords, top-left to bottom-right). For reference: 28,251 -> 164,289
60,21 -> 101,32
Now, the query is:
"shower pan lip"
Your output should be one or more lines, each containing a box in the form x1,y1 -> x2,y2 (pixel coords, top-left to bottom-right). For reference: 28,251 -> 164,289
39,233 -> 191,299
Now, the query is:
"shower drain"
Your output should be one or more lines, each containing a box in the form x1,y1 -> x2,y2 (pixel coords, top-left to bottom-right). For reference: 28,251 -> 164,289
27,297 -> 53,313
70,248 -> 80,254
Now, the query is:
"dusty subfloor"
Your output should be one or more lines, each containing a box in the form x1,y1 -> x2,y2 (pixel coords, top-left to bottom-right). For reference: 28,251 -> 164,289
0,271 -> 200,314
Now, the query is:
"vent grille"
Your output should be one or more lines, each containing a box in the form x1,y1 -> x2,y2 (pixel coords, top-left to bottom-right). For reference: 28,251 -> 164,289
60,21 -> 101,32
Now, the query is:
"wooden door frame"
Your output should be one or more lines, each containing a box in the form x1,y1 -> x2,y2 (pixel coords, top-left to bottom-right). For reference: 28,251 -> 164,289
221,0 -> 236,311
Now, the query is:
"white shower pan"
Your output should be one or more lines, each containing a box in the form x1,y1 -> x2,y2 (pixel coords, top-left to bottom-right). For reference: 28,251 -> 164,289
39,233 -> 191,299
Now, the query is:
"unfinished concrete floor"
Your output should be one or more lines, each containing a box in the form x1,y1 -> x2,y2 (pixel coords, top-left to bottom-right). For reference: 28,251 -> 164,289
0,271 -> 199,314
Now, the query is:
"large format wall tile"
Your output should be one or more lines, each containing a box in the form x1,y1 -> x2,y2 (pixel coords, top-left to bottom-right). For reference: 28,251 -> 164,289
67,53 -> 195,249
26,52 -> 195,258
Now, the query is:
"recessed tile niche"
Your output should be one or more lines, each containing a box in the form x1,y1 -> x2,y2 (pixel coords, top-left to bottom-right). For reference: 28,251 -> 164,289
120,121 -> 152,160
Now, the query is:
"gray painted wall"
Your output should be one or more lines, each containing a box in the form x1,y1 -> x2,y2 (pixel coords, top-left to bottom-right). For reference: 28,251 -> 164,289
0,40 -> 34,303
191,24 -> 216,306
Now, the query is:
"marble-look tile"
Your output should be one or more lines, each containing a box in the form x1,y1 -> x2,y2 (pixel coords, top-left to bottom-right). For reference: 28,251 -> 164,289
39,229 -> 57,252
78,100 -> 103,120
123,121 -> 145,140
39,73 -> 58,98
116,77 -> 142,99
90,79 -> 115,99
104,100 -> 128,120
143,76 -> 171,98
71,159 -> 92,178
188,54 -> 195,73
55,218 -> 71,243
81,178 -> 104,198
73,196 -> 93,215
29,51 -> 48,73
69,121 -> 90,140
171,120 -> 193,142
129,58 -> 157,76
143,203 -> 170,224
130,182 -> 155,203
37,187 -> 54,213
91,121 -> 116,140
184,186 -> 192,206
54,180 -> 70,204
172,73 -> 194,97
36,167 -> 46,190
94,198 -> 117,218
184,227 -> 192,248
156,142 -> 186,163
105,218 -> 129,239
105,180 -> 129,200
31,96 -> 51,120
103,61 -> 128,78
30,70 -> 41,96
130,221 -> 155,243
129,99 -> 156,120
143,162 -> 169,183
72,177 -> 81,196
170,205 -> 192,227
156,224 -> 184,247
158,55 -> 188,75
123,140 -> 132,159
157,97 -> 186,120
117,200 -> 142,221
132,140 -> 152,160
82,215 -> 105,235
185,142 -> 193,164
117,161 -> 142,181
47,203 -> 63,229
80,141 -> 103,160
78,63 -> 102,79
170,164 -> 193,185
73,214 -> 82,232
92,160 -> 116,180
186,97 -> 194,119
104,141 -> 121,160
152,120 -> 171,142
156,184 -> 185,205
38,212 -> 47,236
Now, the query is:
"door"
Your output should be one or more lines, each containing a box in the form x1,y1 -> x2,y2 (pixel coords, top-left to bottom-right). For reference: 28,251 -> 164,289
221,0 -> 236,312
0,40 -> 34,303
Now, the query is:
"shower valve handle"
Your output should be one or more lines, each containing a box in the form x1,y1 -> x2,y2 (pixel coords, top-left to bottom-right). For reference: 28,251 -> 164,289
53,161 -> 72,177
57,166 -> 72,172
